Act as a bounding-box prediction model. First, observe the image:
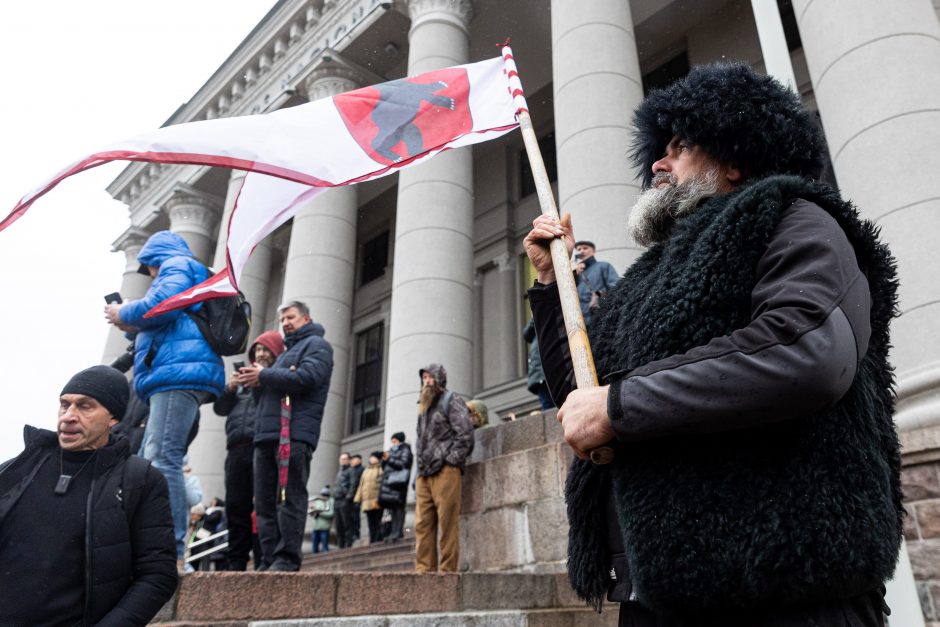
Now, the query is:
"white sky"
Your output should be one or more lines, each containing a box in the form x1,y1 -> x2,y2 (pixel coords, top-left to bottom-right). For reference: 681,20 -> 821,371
0,1 -> 277,461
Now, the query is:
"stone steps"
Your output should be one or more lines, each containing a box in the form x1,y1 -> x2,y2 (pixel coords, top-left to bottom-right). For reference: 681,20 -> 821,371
152,572 -> 617,626
158,609 -> 615,627
301,536 -> 416,573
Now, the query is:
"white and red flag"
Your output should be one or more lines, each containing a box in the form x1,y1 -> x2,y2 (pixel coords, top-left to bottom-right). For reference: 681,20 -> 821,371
1,52 -> 525,315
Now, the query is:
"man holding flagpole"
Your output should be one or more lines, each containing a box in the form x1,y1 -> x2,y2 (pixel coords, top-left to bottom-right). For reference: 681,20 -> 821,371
524,63 -> 899,625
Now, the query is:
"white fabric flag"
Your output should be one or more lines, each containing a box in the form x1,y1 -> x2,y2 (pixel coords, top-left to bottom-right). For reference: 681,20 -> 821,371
1,53 -> 522,314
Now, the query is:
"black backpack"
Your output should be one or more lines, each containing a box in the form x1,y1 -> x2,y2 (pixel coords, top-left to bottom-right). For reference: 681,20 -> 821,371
186,290 -> 252,356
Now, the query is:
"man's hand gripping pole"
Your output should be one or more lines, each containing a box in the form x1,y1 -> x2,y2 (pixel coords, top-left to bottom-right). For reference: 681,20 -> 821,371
502,44 -> 614,465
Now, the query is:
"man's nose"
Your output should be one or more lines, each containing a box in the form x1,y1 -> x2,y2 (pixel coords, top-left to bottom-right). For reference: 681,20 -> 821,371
652,156 -> 670,174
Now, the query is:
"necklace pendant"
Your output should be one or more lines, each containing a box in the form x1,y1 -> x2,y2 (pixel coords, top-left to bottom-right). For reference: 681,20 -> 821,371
54,474 -> 73,496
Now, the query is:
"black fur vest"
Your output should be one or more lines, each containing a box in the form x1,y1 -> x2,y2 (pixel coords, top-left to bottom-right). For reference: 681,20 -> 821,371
566,175 -> 902,615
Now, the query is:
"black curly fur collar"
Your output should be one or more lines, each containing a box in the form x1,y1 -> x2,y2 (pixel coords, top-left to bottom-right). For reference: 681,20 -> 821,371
566,176 -> 902,616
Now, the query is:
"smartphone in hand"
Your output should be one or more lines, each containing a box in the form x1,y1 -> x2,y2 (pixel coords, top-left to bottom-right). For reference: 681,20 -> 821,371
104,292 -> 123,304
233,361 -> 246,371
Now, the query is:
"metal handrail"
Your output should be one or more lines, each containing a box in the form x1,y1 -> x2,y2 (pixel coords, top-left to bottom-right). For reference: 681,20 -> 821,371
185,529 -> 229,564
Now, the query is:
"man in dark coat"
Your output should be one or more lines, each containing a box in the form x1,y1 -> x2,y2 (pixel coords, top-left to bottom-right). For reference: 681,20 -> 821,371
332,451 -> 354,548
237,300 -> 333,571
525,63 -> 900,626
0,366 -> 177,626
348,453 -> 364,544
213,329 -> 285,570
379,431 -> 413,542
572,240 -> 620,329
413,363 -> 474,573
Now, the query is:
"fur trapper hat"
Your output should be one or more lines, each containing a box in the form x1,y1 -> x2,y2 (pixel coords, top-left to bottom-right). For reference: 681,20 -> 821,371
630,62 -> 826,188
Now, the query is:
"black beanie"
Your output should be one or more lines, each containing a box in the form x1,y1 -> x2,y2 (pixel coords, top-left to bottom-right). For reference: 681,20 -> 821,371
61,366 -> 129,421
630,62 -> 826,188
392,431 -> 406,443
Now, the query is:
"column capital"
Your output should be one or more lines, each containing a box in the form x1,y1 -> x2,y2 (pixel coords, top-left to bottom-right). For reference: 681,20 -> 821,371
111,226 -> 149,255
408,0 -> 473,34
161,184 -> 223,237
303,53 -> 384,102
112,227 -> 151,273
305,66 -> 364,101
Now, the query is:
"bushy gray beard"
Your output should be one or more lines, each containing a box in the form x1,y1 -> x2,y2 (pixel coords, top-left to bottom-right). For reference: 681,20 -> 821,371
418,383 -> 441,414
627,166 -> 722,247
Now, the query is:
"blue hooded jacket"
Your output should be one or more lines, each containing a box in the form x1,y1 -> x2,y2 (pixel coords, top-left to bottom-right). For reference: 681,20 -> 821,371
119,231 -> 225,402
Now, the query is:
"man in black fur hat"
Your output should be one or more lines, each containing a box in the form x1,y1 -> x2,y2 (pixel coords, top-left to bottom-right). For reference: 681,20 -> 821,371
525,63 -> 901,626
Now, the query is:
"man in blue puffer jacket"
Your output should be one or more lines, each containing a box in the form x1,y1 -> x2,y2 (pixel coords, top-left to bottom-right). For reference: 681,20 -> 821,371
104,230 -> 225,567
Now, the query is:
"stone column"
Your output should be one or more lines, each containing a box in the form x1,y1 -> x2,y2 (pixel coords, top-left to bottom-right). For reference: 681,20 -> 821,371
101,229 -> 150,365
384,0 -> 475,446
794,1 -> 940,623
550,0 -> 644,275
750,0 -> 797,90
280,66 -> 363,494
164,185 -> 223,266
491,252 -> 519,384
212,168 -> 273,336
793,2 -> 940,429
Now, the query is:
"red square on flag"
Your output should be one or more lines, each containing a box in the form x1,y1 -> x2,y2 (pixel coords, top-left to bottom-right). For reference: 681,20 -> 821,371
333,68 -> 473,166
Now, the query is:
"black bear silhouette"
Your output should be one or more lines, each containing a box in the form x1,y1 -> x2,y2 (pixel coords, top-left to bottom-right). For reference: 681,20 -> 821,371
370,80 -> 456,162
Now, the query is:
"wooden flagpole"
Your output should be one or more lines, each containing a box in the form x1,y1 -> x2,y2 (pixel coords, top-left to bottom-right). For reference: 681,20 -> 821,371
502,44 -> 614,465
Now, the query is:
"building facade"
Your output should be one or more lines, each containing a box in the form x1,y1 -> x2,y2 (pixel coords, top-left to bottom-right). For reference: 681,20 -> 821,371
102,0 -> 940,621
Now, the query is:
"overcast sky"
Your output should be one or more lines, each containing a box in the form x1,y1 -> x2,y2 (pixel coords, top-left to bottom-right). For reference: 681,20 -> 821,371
0,1 -> 276,461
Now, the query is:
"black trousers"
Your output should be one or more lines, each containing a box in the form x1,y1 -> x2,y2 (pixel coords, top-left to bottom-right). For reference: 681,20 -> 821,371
334,498 -> 348,548
365,509 -> 384,543
223,442 -> 254,570
388,505 -> 405,540
253,441 -> 312,570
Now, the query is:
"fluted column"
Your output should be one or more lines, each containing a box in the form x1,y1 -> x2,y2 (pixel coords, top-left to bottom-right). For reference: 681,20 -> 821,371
551,0 -> 644,274
793,0 -> 940,432
164,185 -> 223,265
212,169 -> 272,336
101,229 -> 150,365
281,67 -> 363,494
384,0 -> 475,446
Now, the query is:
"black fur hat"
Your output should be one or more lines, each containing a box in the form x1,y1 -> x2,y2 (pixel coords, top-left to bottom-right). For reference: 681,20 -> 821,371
630,62 -> 826,188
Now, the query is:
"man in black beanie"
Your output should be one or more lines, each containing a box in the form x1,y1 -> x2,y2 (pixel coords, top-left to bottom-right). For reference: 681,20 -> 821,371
526,63 -> 900,626
0,365 -> 177,626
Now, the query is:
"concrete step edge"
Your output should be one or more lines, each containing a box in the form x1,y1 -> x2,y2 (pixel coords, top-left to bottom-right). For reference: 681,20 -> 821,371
247,607 -> 614,627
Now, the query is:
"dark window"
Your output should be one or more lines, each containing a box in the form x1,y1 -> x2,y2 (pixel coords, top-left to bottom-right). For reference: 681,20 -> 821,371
359,230 -> 389,286
351,323 -> 384,433
519,131 -> 557,198
777,0 -> 802,52
642,51 -> 690,95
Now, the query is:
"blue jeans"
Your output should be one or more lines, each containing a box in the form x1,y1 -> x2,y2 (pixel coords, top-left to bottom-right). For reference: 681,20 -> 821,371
140,389 -> 206,559
312,529 -> 330,553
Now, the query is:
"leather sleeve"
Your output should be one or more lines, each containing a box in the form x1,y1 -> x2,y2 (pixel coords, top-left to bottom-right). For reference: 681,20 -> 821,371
606,200 -> 872,441
527,282 -> 578,407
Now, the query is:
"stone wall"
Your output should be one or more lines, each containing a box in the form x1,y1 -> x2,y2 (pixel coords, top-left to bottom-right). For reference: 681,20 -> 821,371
902,426 -> 940,626
459,409 -> 572,573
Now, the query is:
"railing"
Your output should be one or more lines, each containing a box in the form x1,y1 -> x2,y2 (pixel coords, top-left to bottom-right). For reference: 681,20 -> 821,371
185,529 -> 229,564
